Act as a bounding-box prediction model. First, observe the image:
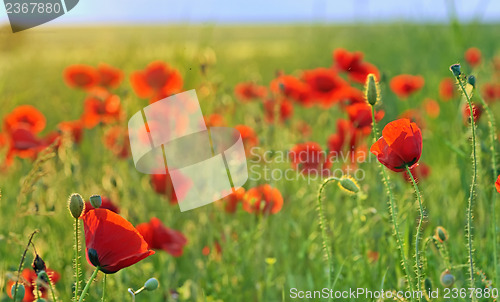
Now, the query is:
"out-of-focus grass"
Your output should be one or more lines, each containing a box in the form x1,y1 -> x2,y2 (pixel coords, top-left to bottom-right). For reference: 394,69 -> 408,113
0,22 -> 500,301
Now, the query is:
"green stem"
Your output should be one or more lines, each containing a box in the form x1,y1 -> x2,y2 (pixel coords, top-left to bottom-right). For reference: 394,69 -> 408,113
47,273 -> 58,302
371,107 -> 415,298
457,79 -> 477,296
405,165 -> 424,302
477,94 -> 498,284
78,266 -> 100,302
317,177 -> 339,293
101,274 -> 106,302
74,219 -> 80,301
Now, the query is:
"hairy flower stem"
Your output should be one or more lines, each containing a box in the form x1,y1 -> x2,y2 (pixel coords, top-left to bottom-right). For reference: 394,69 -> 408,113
405,165 -> 424,302
74,218 -> 81,301
47,275 -> 58,302
371,107 -> 415,298
79,266 -> 100,302
477,94 -> 498,284
317,177 -> 339,293
457,79 -> 477,295
101,274 -> 107,302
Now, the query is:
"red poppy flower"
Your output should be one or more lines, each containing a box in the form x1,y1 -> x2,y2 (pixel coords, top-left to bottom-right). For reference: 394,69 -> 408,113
439,78 -> 455,101
327,119 -> 358,155
243,184 -> 283,215
463,103 -> 482,124
150,172 -> 190,204
423,98 -> 440,118
97,63 -> 123,89
403,162 -> 431,182
289,142 -> 331,175
465,47 -> 481,68
83,196 -> 120,215
332,48 -> 380,83
263,98 -> 294,123
202,241 -> 222,257
495,175 -> 500,194
4,126 -> 46,166
302,68 -> 347,107
80,94 -> 123,128
270,75 -> 310,106
7,268 -> 60,302
345,103 -> 384,132
235,125 -> 259,155
63,64 -> 100,90
81,208 -> 154,274
482,83 -> 500,103
58,120 -> 83,144
390,74 -> 425,98
136,218 -> 187,257
204,114 -> 226,127
370,118 -> 423,172
234,82 -> 267,102
337,86 -> 366,106
221,187 -> 246,213
4,105 -> 46,134
104,126 -> 130,159
130,61 -> 183,99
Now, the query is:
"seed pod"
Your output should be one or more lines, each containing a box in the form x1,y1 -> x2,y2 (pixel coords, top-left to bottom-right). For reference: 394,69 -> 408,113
435,226 -> 448,243
89,195 -> 102,209
440,269 -> 455,288
144,278 -> 159,291
467,75 -> 476,88
337,176 -> 360,195
424,277 -> 433,292
365,73 -> 380,106
68,193 -> 85,218
11,283 -> 25,301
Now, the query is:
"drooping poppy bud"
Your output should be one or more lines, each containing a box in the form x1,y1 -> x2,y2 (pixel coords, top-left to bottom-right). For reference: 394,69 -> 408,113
144,278 -> 159,291
450,64 -> 461,78
89,195 -> 102,209
32,254 -> 46,275
337,176 -> 360,194
440,270 -> 455,288
435,226 -> 448,243
68,193 -> 85,219
467,75 -> 476,88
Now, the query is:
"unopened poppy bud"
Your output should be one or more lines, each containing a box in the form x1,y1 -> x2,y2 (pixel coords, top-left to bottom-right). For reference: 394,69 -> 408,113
12,283 -> 25,301
435,226 -> 448,243
440,270 -> 455,288
89,195 -> 102,209
467,75 -> 476,88
68,193 -> 85,219
365,73 -> 380,106
32,254 -> 46,275
337,176 -> 360,194
424,277 -> 433,292
450,64 -> 461,78
37,270 -> 50,284
144,278 -> 159,291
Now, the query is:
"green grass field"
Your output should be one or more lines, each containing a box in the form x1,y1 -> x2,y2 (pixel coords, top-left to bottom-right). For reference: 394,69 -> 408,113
1,22 -> 500,301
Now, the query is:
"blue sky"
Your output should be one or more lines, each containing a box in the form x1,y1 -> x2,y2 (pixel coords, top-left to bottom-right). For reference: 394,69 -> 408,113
0,0 -> 499,25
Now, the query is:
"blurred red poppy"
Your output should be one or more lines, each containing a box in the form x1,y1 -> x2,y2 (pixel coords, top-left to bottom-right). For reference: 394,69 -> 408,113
243,184 -> 283,215
80,95 -> 123,128
465,47 -> 481,68
270,75 -> 310,106
263,98 -> 294,123
235,125 -> 259,155
463,103 -> 482,124
390,74 -> 425,98
84,196 -> 120,215
4,105 -> 46,134
496,175 -> 500,194
204,114 -> 226,127
150,172 -> 190,204
399,109 -> 425,129
63,64 -> 99,90
104,126 -> 130,159
482,83 -> 500,103
4,126 -> 46,166
234,82 -> 267,102
332,48 -> 380,83
130,61 -> 183,99
370,118 -> 423,172
221,187 -> 246,213
202,241 -> 222,257
345,103 -> 384,133
289,142 -> 331,175
439,78 -> 455,101
136,217 -> 187,257
97,63 -> 123,89
81,208 -> 154,274
403,162 -> 431,182
302,68 -> 347,107
7,268 -> 60,302
423,98 -> 440,118
58,120 -> 83,144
